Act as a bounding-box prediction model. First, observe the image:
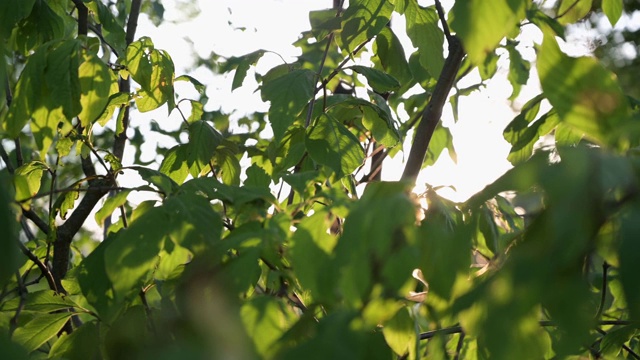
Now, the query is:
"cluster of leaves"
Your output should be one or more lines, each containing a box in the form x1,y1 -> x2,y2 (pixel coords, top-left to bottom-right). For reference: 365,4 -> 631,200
1,0 -> 640,359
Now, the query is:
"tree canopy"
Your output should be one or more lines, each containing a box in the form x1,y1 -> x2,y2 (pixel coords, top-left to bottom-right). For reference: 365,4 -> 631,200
1,0 -> 640,359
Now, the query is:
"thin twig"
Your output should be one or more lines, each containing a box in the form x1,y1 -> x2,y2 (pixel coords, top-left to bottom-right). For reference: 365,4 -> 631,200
16,240 -> 58,293
595,261 -> 610,319
9,270 -> 27,336
453,331 -> 465,360
434,0 -> 452,42
0,143 -> 15,173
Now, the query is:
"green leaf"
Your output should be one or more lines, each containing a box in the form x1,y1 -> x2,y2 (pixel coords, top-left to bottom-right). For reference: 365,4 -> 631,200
241,297 -> 296,357
186,120 -> 223,177
49,321 -> 100,360
135,49 -> 175,112
244,163 -> 271,189
602,0 -> 623,26
95,190 -> 131,226
53,183 -> 81,220
12,312 -> 73,353
450,0 -> 527,65
123,37 -> 175,112
6,40 -> 80,152
556,0 -> 593,25
78,52 -> 113,126
186,99 -> 204,123
88,0 -> 127,55
77,236 -> 118,321
372,27 -> 413,88
182,177 -> 275,206
217,147 -> 241,186
0,0 -> 35,39
526,8 -> 565,39
159,144 -> 190,184
600,325 -> 637,357
422,123 -> 455,167
382,308 -> 417,357
11,0 -> 64,54
337,0 -> 394,54
175,74 -> 206,95
405,2 -> 444,77
289,209 -> 337,302
306,114 -> 365,178
505,40 -> 530,101
1,290 -> 78,312
0,178 -> 19,286
261,69 -> 316,142
418,203 -> 471,299
14,161 -> 48,205
503,95 -> 559,165
131,166 -> 179,196
618,205 -> 640,321
333,96 -> 400,147
334,182 -> 418,306
104,205 -> 168,301
349,65 -> 400,93
537,33 -> 629,145
309,9 -> 341,41
164,192 -> 223,254
228,50 -> 265,91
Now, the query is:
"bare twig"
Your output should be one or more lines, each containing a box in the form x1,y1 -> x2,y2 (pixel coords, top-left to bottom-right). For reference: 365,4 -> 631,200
16,240 -> 58,293
434,0 -> 452,42
595,261 -> 610,319
9,271 -> 27,335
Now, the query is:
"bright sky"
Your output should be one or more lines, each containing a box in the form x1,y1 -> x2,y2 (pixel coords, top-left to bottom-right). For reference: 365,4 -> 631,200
126,0 -> 599,203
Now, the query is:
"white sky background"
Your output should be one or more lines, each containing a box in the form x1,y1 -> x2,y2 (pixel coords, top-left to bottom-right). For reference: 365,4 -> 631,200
126,0 -> 619,203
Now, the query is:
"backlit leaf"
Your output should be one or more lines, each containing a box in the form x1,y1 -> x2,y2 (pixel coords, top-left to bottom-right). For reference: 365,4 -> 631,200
537,33 -> 629,145
383,308 -> 417,357
78,52 -> 113,126
12,312 -> 74,353
261,69 -> 316,142
349,65 -> 400,94
556,0 -> 593,25
159,144 -> 190,184
186,120 -> 223,177
405,2 -> 444,77
306,114 -> 364,178
48,321 -> 100,360
372,27 -> 413,89
602,0 -> 623,26
95,190 -> 132,226
337,0 -> 394,54
450,0 -> 527,65
309,9 -> 341,41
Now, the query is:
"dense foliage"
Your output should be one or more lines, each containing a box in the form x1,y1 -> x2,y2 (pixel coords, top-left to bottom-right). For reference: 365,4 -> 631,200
1,0 -> 640,359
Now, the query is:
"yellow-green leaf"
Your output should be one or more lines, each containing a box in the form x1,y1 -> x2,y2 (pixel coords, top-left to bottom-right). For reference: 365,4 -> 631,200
95,190 -> 131,226
78,52 -> 113,126
306,114 -> 365,178
12,312 -> 74,353
537,33 -> 629,144
450,0 -> 527,65
602,0 -> 623,26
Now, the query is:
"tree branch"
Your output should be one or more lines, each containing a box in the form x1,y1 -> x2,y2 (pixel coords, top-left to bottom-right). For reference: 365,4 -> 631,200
401,36 -> 465,182
113,0 -> 142,160
53,0 -> 144,291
